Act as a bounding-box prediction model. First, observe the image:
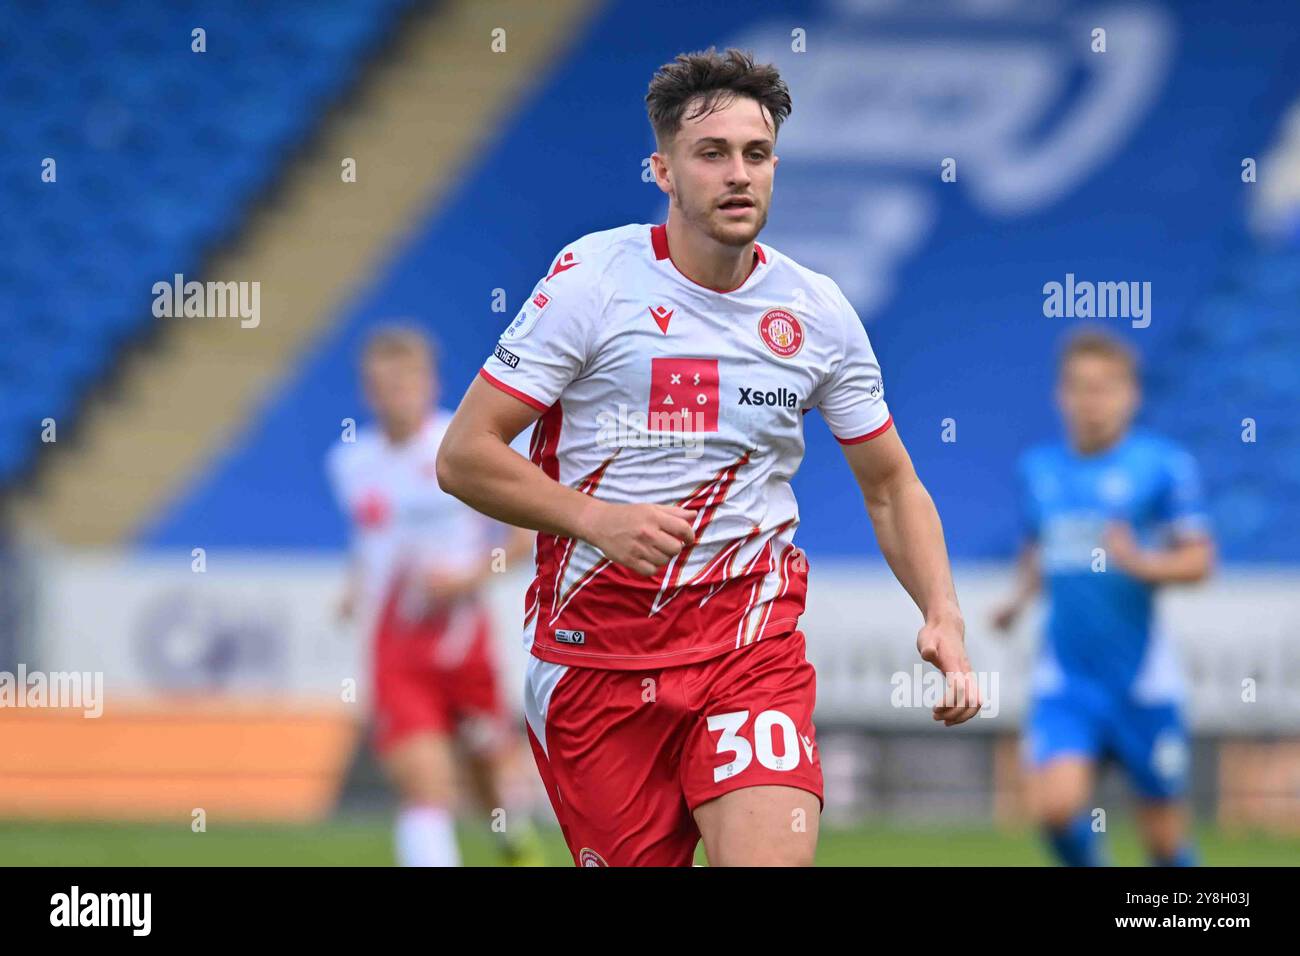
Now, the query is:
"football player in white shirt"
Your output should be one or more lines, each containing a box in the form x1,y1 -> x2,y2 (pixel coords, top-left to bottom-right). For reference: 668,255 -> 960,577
437,49 -> 980,867
327,326 -> 539,866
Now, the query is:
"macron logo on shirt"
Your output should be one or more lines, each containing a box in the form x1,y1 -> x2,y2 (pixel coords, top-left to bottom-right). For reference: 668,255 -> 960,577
649,305 -> 673,334
547,251 -> 580,281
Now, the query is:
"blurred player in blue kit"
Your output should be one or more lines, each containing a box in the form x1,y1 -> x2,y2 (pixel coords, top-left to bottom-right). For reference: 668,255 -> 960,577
991,329 -> 1215,866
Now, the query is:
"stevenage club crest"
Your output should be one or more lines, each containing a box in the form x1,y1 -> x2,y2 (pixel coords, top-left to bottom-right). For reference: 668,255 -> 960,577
578,847 -> 607,866
758,308 -> 805,358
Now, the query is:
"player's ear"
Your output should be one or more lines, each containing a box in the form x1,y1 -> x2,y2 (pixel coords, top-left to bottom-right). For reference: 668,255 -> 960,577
650,151 -> 672,196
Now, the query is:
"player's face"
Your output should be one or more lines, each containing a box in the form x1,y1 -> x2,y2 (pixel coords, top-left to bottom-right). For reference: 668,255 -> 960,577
660,95 -> 778,248
363,352 -> 435,433
1056,354 -> 1139,450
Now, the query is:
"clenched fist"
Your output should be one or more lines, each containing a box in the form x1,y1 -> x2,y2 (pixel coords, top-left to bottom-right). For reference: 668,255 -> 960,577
579,500 -> 697,576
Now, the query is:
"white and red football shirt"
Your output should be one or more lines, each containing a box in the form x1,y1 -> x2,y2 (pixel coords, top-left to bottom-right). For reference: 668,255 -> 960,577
481,223 -> 892,670
326,411 -> 499,635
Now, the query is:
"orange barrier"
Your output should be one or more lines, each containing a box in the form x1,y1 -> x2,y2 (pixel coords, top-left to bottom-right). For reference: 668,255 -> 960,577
0,697 -> 360,822
1217,740 -> 1300,834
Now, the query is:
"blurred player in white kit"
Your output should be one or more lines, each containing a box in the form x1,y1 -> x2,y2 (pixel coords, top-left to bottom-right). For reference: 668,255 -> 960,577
326,325 -> 541,866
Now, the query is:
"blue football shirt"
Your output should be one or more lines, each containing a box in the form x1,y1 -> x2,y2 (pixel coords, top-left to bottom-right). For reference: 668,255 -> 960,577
1018,430 -> 1209,695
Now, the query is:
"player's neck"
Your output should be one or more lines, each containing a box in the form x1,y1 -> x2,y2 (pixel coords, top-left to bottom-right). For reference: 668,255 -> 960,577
380,414 -> 427,446
665,215 -> 756,292
1070,428 -> 1127,457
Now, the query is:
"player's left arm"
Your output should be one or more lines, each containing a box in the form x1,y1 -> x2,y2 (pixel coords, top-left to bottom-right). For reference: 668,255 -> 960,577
500,524 -> 537,567
816,282 -> 978,725
423,431 -> 538,604
840,427 -> 979,726
1103,445 -> 1216,585
423,525 -> 537,604
1104,530 -> 1214,585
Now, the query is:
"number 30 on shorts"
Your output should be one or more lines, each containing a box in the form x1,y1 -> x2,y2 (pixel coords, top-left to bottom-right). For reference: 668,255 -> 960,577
707,709 -> 809,782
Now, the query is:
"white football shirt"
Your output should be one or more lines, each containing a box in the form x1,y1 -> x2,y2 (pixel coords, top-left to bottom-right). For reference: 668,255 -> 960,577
481,223 -> 892,669
326,411 -> 499,637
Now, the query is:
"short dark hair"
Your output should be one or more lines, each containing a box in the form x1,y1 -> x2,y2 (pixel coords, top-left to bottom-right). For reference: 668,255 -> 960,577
645,47 -> 792,148
1059,327 -> 1139,382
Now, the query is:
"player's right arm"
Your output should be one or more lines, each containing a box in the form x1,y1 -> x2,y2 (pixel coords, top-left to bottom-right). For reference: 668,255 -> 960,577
435,245 -> 693,576
990,453 -> 1042,634
324,443 -> 364,622
436,378 -> 694,576
989,542 -> 1040,633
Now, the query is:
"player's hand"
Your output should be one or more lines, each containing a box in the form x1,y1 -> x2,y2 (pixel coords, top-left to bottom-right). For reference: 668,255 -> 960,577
1103,521 -> 1144,575
423,566 -> 484,606
916,612 -> 982,726
336,589 -> 357,623
581,500 -> 696,576
988,600 -> 1020,635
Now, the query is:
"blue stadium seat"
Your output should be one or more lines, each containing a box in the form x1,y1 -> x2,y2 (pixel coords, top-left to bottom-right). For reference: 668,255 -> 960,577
0,0 -> 416,488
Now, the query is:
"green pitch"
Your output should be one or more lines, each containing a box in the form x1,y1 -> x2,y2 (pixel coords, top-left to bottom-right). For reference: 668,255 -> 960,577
1,818 -> 1296,866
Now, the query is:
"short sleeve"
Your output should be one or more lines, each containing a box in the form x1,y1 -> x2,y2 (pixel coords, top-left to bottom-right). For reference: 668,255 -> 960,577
816,284 -> 892,443
479,246 -> 594,412
1157,445 -> 1211,539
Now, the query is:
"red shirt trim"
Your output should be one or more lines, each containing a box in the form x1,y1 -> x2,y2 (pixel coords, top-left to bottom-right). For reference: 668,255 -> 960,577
836,414 -> 894,445
478,368 -> 549,413
650,223 -> 763,294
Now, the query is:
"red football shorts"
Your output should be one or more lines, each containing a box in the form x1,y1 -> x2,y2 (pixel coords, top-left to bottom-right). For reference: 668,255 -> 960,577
524,629 -> 823,867
371,592 -> 505,756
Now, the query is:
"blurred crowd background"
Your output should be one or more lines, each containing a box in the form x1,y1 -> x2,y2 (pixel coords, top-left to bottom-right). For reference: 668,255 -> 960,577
0,0 -> 1297,863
